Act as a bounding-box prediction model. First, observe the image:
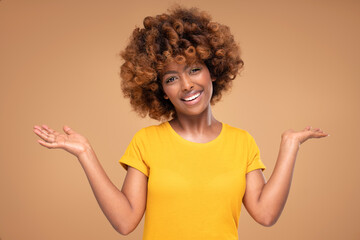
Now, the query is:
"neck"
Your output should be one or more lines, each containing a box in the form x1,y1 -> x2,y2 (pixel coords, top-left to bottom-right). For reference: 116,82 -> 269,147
170,106 -> 219,134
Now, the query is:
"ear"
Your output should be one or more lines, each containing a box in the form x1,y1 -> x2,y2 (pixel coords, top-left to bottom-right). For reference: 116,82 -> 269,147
211,77 -> 216,82
164,94 -> 169,99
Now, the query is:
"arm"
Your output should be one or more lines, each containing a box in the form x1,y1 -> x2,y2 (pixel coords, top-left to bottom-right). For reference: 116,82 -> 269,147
242,126 -> 328,226
33,125 -> 147,235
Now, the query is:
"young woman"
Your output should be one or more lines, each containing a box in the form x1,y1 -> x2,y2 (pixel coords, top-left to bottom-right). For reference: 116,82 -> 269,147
33,6 -> 328,240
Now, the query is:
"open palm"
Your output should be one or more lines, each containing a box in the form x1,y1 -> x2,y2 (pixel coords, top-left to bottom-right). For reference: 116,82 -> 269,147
33,125 -> 91,157
282,126 -> 328,145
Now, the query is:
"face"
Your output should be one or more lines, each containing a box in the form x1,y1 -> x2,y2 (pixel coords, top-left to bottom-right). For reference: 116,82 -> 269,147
161,61 -> 214,118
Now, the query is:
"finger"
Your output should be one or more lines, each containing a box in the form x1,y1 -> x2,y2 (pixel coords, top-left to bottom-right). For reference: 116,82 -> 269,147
35,125 -> 51,136
42,126 -> 63,139
46,127 -> 61,136
34,128 -> 48,140
34,128 -> 56,143
312,131 -> 329,138
63,125 -> 75,135
33,125 -> 43,132
304,126 -> 311,131
47,134 -> 57,143
42,125 -> 56,134
313,128 -> 327,135
318,131 -> 328,136
37,139 -> 58,149
34,125 -> 49,133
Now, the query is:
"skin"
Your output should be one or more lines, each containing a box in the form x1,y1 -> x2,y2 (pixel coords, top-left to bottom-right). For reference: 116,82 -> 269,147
161,61 -> 222,143
33,61 -> 328,234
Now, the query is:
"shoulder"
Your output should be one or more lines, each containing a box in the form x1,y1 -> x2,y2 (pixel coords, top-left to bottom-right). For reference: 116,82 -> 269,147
222,124 -> 262,160
221,123 -> 259,148
132,122 -> 169,140
223,123 -> 252,139
128,122 -> 170,153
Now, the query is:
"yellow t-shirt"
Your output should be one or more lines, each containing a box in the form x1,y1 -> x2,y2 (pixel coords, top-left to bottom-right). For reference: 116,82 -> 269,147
119,122 -> 265,240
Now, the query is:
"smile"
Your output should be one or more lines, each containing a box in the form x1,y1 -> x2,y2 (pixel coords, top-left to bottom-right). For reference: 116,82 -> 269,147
182,92 -> 201,102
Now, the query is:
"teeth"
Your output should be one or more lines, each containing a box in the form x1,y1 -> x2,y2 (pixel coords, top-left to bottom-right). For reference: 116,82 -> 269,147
183,92 -> 200,101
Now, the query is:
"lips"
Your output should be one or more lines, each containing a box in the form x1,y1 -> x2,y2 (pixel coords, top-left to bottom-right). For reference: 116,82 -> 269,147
181,91 -> 202,102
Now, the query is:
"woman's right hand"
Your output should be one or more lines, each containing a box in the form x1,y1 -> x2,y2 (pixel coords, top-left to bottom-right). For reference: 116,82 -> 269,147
33,125 -> 92,158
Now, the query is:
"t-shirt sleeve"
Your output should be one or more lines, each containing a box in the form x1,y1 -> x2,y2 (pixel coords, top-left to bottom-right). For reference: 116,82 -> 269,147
246,132 -> 266,173
119,130 -> 149,177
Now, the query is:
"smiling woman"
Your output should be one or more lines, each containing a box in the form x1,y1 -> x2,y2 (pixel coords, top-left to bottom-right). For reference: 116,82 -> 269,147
161,62 -> 214,120
120,6 -> 243,121
33,5 -> 328,240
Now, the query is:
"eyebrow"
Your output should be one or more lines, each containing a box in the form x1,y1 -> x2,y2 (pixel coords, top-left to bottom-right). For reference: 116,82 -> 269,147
163,65 -> 192,76
163,70 -> 179,76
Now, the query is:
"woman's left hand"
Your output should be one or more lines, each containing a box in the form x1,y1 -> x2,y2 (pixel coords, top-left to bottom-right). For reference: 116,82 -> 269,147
243,126 -> 328,226
281,126 -> 328,145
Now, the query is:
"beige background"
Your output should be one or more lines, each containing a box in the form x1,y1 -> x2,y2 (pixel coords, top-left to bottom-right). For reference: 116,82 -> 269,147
1,0 -> 359,239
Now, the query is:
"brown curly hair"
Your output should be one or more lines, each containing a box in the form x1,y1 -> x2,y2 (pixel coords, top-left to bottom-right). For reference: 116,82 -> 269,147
120,6 -> 243,121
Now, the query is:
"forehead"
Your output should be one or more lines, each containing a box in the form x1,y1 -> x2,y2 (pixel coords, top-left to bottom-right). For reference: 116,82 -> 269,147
163,61 -> 186,71
162,60 -> 203,73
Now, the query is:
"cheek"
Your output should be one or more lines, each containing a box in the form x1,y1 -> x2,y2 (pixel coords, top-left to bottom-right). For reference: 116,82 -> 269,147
209,84 -> 214,100
161,84 -> 169,97
162,86 -> 176,101
207,79 -> 214,96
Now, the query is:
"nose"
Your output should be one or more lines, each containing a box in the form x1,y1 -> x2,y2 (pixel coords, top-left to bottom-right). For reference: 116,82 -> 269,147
180,75 -> 194,91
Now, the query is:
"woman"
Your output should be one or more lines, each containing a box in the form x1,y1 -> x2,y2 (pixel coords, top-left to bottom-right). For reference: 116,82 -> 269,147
33,6 -> 328,240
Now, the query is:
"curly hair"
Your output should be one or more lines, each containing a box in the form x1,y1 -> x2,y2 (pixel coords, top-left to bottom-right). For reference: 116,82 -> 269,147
120,6 -> 243,121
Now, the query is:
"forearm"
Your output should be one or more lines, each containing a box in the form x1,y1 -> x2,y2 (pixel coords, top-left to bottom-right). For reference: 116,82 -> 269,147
77,148 -> 133,234
33,124 -> 144,234
244,127 -> 327,226
258,136 -> 300,223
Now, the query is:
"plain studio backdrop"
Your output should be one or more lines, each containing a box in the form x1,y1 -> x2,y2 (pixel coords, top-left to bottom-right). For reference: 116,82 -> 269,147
0,0 -> 359,239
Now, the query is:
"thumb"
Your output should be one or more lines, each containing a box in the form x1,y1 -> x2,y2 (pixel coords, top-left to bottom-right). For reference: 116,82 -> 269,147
304,126 -> 311,131
63,125 -> 75,135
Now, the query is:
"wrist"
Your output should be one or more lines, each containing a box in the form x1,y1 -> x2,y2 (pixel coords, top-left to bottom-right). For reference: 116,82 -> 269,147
77,145 -> 95,162
281,134 -> 301,149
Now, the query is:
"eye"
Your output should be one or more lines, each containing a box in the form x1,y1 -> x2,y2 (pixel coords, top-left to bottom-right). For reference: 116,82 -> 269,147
190,67 -> 201,74
165,76 -> 177,84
